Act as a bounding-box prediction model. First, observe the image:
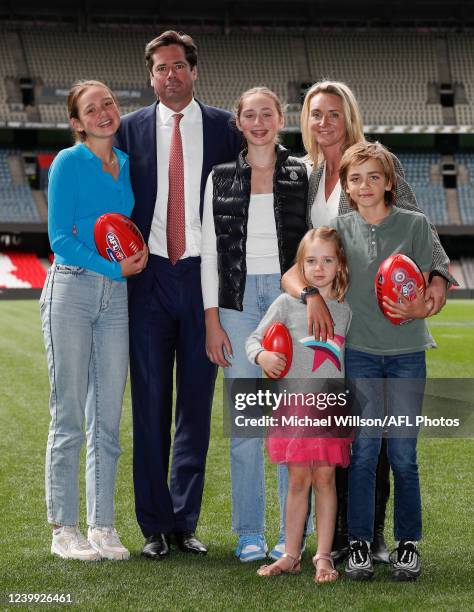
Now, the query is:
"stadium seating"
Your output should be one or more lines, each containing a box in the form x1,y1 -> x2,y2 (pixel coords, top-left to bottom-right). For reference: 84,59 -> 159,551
0,29 -> 448,126
0,150 -> 41,222
0,28 -> 472,235
21,29 -> 152,124
447,34 -> 474,125
305,33 -> 443,126
0,251 -> 46,288
454,153 -> 474,224
449,261 -> 466,289
0,30 -> 29,123
460,257 -> 474,288
396,152 -> 448,225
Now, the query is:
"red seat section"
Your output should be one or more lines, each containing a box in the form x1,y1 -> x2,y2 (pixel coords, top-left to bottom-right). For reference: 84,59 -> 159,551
0,252 -> 47,288
37,153 -> 56,169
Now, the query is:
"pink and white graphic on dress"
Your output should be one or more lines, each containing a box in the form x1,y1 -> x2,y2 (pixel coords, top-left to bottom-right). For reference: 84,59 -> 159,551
299,334 -> 346,372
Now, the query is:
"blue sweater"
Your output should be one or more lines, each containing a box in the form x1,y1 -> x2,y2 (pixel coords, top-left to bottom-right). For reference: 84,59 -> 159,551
48,143 -> 135,280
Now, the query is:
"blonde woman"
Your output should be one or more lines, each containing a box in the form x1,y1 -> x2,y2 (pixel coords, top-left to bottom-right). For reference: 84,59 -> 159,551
282,80 -> 455,565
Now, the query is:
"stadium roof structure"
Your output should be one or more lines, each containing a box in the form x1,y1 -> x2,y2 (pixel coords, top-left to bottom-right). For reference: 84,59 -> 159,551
0,0 -> 474,29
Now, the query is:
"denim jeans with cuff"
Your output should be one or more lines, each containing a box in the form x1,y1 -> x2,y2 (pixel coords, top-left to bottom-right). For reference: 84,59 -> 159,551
40,264 -> 128,528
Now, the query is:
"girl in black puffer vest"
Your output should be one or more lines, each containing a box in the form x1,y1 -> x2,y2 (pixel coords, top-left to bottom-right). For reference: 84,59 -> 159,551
201,87 -> 309,562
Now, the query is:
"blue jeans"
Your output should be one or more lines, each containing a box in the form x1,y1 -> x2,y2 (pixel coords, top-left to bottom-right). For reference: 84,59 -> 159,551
220,274 -> 313,537
345,348 -> 425,542
40,264 -> 129,528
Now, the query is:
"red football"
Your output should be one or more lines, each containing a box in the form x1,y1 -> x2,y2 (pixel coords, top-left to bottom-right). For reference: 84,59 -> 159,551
262,322 -> 293,379
375,254 -> 426,326
94,213 -> 145,263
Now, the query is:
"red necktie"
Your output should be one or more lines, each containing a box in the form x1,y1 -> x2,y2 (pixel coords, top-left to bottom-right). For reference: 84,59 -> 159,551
167,113 -> 185,265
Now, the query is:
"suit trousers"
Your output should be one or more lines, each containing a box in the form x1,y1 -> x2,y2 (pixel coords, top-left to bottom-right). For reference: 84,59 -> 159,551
129,254 -> 216,536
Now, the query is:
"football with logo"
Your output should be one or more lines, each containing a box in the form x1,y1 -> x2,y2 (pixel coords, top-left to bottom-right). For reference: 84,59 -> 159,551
262,322 -> 293,379
375,254 -> 426,325
94,213 -> 145,263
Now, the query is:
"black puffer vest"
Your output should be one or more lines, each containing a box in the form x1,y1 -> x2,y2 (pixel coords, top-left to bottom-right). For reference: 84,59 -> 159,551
212,145 -> 308,311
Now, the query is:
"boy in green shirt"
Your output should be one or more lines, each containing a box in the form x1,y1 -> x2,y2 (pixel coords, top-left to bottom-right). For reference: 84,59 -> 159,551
332,141 -> 434,582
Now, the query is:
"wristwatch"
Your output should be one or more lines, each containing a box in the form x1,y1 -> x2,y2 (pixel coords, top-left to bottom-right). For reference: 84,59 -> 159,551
428,270 -> 449,286
300,286 -> 320,304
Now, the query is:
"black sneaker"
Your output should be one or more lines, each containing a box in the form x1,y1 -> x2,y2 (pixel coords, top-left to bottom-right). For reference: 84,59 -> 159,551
345,540 -> 374,581
390,540 -> 421,581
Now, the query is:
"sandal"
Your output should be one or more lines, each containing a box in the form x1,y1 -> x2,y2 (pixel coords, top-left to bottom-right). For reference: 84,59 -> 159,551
313,553 -> 339,583
257,552 -> 301,577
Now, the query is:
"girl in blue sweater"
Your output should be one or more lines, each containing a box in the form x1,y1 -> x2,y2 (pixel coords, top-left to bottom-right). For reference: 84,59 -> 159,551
40,80 -> 147,561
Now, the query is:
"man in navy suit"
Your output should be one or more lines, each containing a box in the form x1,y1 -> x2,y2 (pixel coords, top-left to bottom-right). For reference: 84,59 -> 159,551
116,30 -> 241,559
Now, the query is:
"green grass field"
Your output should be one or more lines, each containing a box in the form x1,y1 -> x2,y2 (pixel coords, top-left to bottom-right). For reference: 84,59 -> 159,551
0,300 -> 473,611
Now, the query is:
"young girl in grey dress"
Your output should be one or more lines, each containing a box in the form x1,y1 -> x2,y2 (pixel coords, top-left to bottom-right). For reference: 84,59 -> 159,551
246,227 -> 352,583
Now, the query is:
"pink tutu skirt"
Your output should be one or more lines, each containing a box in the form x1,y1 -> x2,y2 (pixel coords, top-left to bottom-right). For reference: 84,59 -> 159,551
267,436 -> 352,467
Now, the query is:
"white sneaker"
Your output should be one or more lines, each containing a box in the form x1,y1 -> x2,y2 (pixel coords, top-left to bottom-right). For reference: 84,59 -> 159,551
51,526 -> 100,561
88,527 -> 130,560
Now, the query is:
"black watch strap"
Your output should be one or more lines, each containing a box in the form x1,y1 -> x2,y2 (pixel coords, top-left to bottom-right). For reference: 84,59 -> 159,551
300,286 -> 320,304
428,270 -> 448,284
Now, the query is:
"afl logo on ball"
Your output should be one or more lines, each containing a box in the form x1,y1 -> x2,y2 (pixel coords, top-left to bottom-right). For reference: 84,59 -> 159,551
105,232 -> 126,262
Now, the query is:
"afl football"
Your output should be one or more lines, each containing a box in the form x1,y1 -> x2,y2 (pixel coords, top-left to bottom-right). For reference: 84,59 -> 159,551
262,322 -> 293,378
375,254 -> 425,325
94,213 -> 145,263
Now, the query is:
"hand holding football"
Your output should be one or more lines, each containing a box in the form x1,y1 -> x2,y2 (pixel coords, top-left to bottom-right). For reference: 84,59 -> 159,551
261,322 -> 293,378
375,254 -> 426,325
94,213 -> 145,262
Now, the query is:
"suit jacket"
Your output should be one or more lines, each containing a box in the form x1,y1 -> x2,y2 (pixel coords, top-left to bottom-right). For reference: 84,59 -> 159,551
307,157 -> 456,285
116,99 -> 242,244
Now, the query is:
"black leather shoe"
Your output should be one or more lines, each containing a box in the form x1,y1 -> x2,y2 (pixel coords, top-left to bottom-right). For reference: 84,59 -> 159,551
372,532 -> 390,564
331,466 -> 349,565
142,533 -> 170,559
373,439 -> 390,564
173,531 -> 207,555
331,546 -> 349,565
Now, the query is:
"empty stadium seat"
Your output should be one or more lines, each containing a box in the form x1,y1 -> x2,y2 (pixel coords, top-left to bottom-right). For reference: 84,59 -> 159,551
396,151 -> 448,224
0,150 -> 41,222
448,34 -> 474,125
454,153 -> 474,224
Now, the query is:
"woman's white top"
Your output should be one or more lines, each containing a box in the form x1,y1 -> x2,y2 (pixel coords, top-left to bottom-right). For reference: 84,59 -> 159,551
310,162 -> 341,228
201,171 -> 280,310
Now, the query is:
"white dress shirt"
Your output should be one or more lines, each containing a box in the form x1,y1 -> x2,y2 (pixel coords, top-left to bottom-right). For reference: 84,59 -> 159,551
310,162 -> 341,228
148,98 -> 204,258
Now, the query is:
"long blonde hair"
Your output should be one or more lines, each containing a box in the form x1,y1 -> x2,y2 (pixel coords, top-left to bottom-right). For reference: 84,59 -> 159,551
295,227 -> 349,302
300,80 -> 365,165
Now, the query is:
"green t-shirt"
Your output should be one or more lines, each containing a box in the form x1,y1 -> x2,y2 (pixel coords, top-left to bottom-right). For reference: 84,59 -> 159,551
331,207 -> 436,355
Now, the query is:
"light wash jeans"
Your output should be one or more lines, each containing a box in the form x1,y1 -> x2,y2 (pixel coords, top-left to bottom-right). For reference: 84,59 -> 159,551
40,264 -> 128,528
220,274 -> 313,537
